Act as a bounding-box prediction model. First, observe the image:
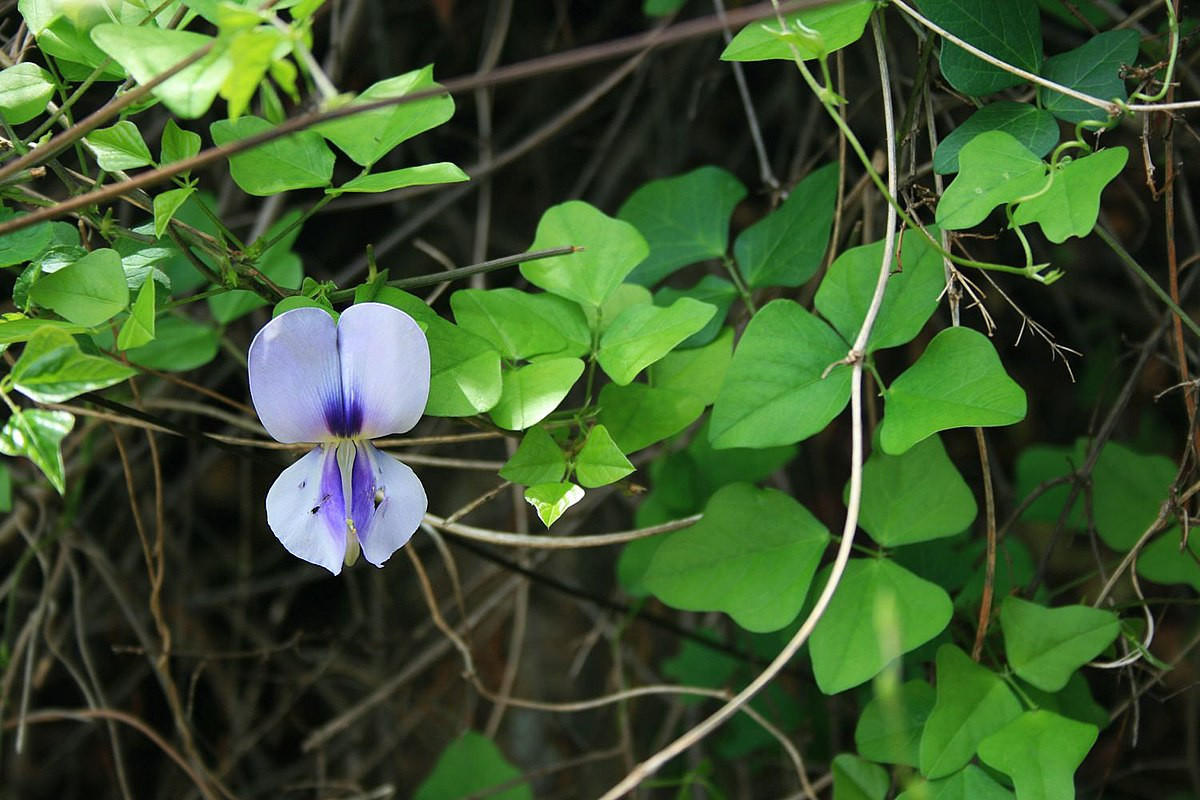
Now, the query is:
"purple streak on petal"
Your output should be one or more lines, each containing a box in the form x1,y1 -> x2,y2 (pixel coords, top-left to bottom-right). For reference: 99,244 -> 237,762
264,445 -> 347,575
337,303 -> 430,439
357,443 -> 426,567
248,307 -> 342,443
348,441 -> 375,541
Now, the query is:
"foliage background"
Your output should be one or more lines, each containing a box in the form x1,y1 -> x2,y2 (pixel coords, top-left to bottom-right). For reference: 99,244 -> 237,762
2,0 -> 1199,798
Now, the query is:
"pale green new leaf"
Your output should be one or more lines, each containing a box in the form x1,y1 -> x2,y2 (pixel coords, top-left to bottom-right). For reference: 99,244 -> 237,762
331,162 -> 468,194
11,328 -> 134,403
87,120 -> 154,171
0,409 -> 74,495
1012,147 -> 1127,243
117,279 -> 157,350
936,131 -> 1047,230
490,358 -> 584,431
523,482 -> 585,528
160,119 -> 202,166
721,0 -> 874,62
153,186 -> 196,239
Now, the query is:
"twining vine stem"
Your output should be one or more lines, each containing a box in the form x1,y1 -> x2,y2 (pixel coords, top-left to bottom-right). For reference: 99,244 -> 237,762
597,12 -> 900,796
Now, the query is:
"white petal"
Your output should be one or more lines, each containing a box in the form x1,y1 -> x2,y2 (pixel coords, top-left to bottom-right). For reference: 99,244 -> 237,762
358,443 -> 427,567
337,303 -> 430,439
249,308 -> 343,443
265,446 -> 347,575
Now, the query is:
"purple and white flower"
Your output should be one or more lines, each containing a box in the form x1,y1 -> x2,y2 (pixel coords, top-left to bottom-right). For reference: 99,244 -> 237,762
248,303 -> 430,575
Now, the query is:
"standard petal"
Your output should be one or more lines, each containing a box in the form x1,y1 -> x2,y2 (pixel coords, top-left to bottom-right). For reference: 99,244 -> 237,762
337,303 -> 430,439
265,445 -> 347,575
249,307 -> 343,443
357,443 -> 427,567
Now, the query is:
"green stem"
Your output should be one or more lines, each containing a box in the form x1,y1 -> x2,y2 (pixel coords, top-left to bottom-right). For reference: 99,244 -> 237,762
1096,224 -> 1200,338
723,257 -> 756,313
1130,0 -> 1179,103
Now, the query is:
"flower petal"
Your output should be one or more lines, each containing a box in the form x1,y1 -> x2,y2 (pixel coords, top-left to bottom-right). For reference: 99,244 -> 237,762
357,443 -> 427,567
265,445 -> 347,575
249,307 -> 343,443
337,303 -> 430,439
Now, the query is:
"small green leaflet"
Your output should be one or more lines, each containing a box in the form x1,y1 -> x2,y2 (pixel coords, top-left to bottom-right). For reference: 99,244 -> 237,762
919,645 -> 1023,779
489,357 -> 584,431
735,163 -> 838,289
977,711 -> 1098,800
810,558 -> 952,694
936,131 -> 1047,230
521,201 -> 649,309
855,434 -> 977,547
596,297 -> 715,385
160,119 -> 202,166
854,679 -> 936,767
643,483 -> 829,633
523,481 -> 584,528
918,0 -> 1043,95
709,300 -> 850,449
316,66 -> 455,167
618,166 -> 746,285
330,162 -> 469,194
574,424 -> 635,488
934,102 -> 1058,175
153,186 -> 196,239
117,280 -> 157,350
91,25 -> 232,118
211,115 -> 335,196
832,754 -> 889,800
1039,29 -> 1139,123
0,62 -> 56,124
1013,147 -> 1128,243
879,327 -> 1027,455
0,409 -> 74,495
1000,596 -> 1119,692
813,226 -> 944,353
219,26 -> 281,120
87,121 -> 155,171
721,0 -> 874,62
10,328 -> 135,403
413,731 -> 532,800
29,248 -> 128,326
499,426 -> 566,486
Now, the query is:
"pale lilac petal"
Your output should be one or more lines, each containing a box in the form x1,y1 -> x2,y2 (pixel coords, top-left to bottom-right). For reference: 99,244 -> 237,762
357,443 -> 426,567
337,303 -> 430,439
265,445 -> 347,575
249,308 -> 343,443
